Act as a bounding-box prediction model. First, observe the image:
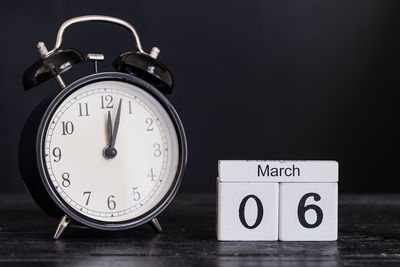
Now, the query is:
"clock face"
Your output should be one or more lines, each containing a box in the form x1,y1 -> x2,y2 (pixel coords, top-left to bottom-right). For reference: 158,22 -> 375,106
39,78 -> 181,224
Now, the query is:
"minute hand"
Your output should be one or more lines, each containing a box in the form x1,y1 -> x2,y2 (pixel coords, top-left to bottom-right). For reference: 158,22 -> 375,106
110,98 -> 122,148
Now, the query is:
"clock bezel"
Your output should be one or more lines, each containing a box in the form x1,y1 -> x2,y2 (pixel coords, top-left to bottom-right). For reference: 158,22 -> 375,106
36,72 -> 187,230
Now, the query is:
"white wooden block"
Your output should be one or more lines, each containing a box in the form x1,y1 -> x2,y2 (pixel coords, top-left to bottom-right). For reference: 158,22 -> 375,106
219,160 -> 338,183
279,183 -> 338,241
217,180 -> 279,241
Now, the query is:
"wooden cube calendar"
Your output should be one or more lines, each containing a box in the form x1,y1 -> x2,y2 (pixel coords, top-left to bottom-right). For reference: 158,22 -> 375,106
217,160 -> 338,241
279,182 -> 338,241
217,182 -> 279,241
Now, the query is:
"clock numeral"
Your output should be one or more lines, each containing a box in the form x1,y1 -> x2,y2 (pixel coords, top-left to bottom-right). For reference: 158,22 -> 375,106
132,187 -> 141,201
61,121 -> 74,135
147,168 -> 156,181
107,195 -> 116,210
128,101 -> 133,114
78,102 -> 90,116
101,95 -> 113,109
153,143 -> 162,157
52,147 -> 61,162
61,172 -> 70,187
83,191 -> 91,206
145,117 -> 154,131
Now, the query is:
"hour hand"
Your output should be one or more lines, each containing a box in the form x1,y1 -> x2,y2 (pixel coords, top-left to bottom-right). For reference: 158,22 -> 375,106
104,110 -> 117,159
107,110 -> 112,147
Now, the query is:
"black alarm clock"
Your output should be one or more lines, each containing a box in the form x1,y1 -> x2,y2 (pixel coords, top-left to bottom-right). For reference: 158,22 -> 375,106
19,15 -> 187,239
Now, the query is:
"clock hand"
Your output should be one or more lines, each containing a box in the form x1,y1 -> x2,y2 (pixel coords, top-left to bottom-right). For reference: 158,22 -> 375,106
103,100 -> 121,160
107,110 -> 113,147
104,110 -> 117,159
110,98 -> 122,149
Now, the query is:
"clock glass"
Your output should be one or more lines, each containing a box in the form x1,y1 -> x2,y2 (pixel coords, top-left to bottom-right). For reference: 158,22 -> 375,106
40,79 -> 180,223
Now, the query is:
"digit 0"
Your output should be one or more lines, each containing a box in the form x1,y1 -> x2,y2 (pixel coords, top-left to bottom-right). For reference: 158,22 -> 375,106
238,195 -> 264,229
297,192 -> 323,228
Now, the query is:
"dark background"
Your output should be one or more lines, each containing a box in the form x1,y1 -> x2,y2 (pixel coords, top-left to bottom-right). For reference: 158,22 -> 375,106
1,0 -> 399,194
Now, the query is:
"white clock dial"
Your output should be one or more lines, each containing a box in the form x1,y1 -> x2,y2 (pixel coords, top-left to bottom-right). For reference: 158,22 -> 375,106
42,80 -> 179,222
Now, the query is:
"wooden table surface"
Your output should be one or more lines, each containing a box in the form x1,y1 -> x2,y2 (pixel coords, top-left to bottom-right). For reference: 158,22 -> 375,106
0,193 -> 399,266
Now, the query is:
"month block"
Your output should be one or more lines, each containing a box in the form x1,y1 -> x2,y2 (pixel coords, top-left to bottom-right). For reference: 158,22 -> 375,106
219,160 -> 338,183
279,183 -> 338,241
217,181 -> 279,241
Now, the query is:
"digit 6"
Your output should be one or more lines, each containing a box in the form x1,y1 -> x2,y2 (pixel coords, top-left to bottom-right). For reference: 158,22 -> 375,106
297,192 -> 323,228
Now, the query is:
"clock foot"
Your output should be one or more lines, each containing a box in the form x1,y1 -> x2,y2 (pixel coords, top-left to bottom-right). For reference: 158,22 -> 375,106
150,218 -> 162,233
54,214 -> 71,240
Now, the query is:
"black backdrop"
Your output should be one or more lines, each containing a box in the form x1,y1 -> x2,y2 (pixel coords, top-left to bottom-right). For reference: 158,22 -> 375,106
1,0 -> 399,193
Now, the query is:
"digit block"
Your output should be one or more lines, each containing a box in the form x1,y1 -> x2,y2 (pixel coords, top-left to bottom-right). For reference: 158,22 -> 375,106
279,183 -> 338,241
217,181 -> 279,241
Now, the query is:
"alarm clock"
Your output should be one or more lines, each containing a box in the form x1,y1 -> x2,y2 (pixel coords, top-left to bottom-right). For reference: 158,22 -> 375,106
19,15 -> 187,239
